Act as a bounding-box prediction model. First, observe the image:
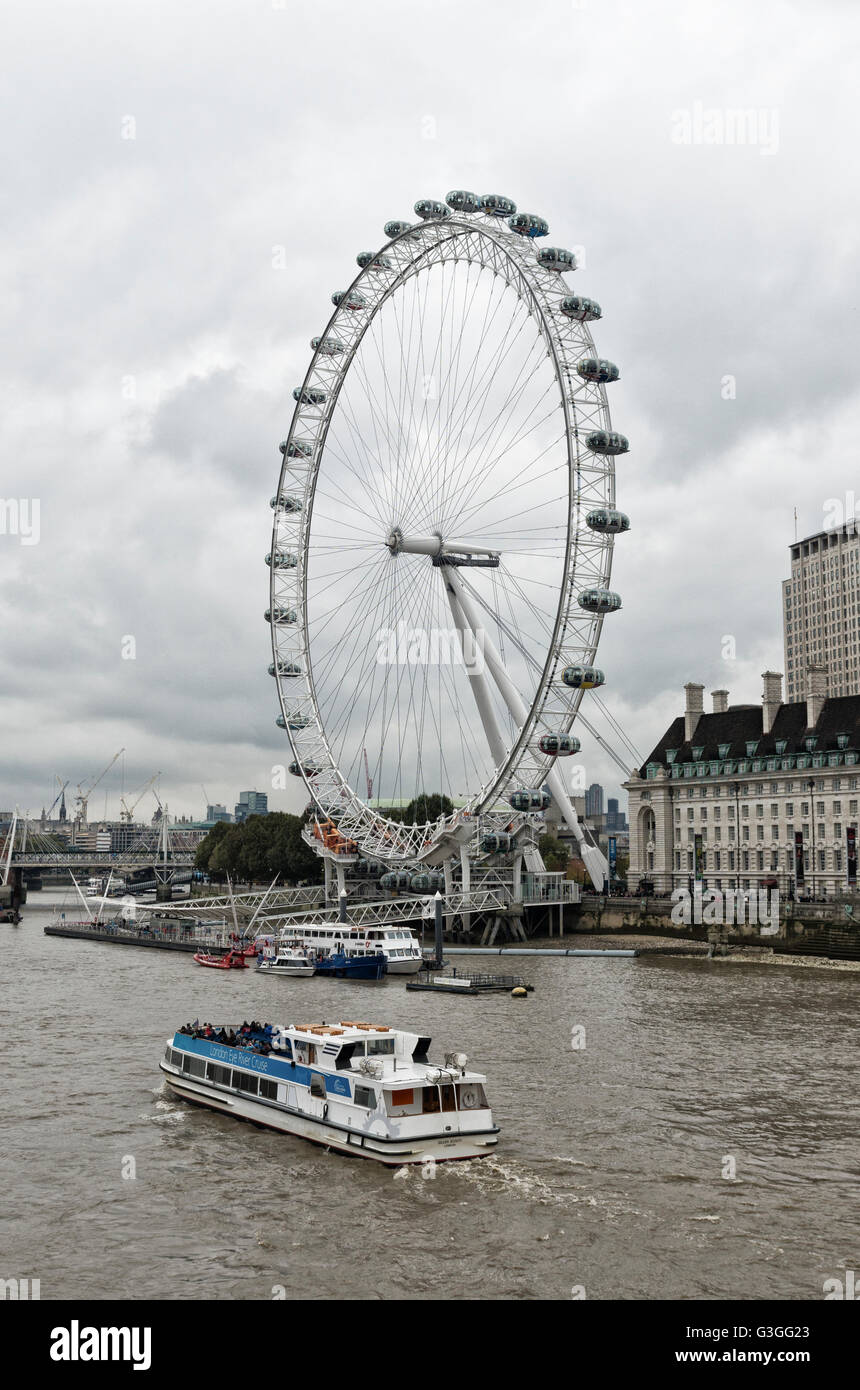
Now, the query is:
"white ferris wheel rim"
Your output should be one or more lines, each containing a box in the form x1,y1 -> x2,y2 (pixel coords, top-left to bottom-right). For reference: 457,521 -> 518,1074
269,199 -> 622,864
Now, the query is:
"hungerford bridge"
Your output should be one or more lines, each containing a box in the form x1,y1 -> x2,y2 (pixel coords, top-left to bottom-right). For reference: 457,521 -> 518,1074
1,811 -> 196,904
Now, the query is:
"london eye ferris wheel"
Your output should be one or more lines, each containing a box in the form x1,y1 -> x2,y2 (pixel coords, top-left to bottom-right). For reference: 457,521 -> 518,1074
267,191 -> 628,890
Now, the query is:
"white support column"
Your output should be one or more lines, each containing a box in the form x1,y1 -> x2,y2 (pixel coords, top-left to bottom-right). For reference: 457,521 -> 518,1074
443,578 -> 507,769
444,567 -> 607,892
335,860 -> 346,897
458,845 -> 471,935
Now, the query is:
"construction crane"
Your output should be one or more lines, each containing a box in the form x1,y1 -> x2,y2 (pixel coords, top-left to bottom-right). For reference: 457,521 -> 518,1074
120,772 -> 161,823
75,748 -> 125,824
363,747 -> 373,800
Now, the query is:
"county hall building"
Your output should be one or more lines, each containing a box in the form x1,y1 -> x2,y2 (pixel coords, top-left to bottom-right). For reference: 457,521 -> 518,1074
624,671 -> 860,899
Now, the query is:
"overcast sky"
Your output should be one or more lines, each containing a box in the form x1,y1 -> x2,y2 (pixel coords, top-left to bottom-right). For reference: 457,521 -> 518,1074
2,0 -> 858,824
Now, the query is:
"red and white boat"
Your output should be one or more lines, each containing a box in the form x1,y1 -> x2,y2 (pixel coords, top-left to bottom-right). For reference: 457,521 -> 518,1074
193,948 -> 248,970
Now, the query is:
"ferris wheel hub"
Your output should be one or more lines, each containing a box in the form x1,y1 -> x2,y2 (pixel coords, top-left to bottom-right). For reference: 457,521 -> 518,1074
386,530 -> 501,562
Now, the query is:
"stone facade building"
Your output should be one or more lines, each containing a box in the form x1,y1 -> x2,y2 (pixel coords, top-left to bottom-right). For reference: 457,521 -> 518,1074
624,670 -> 860,899
783,524 -> 860,702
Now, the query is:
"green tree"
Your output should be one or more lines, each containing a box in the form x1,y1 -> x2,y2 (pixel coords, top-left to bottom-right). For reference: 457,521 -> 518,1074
195,820 -> 231,874
403,792 -> 454,825
538,833 -> 569,873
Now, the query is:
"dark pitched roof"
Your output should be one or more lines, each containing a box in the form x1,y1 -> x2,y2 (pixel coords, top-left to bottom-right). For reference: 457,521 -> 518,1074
642,695 -> 860,769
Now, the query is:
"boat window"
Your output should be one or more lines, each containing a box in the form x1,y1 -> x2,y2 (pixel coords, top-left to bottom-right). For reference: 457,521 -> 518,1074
366,1038 -> 395,1055
182,1055 -> 206,1078
335,1043 -> 357,1070
259,1078 -> 278,1101
421,1087 -> 440,1114
439,1084 -> 457,1113
412,1037 -> 431,1063
310,1074 -> 327,1099
234,1071 -> 259,1095
390,1088 -> 414,1108
353,1085 -> 376,1109
170,1049 -> 183,1067
206,1062 -> 231,1086
456,1082 -> 487,1111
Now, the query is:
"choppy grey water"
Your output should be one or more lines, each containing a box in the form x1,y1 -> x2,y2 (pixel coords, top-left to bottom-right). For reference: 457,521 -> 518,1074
1,891 -> 857,1301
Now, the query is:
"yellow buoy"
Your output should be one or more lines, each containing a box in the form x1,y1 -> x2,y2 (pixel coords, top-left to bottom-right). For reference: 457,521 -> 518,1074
511,986 -> 528,998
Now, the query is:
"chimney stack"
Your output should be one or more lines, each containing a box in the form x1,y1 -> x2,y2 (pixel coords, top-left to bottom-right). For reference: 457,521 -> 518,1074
805,664 -> 828,728
761,671 -> 783,735
711,689 -> 729,714
684,682 -> 705,742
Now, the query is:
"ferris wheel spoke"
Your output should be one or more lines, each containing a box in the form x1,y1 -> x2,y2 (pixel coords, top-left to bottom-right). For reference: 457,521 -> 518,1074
436,320 -> 542,519
418,298 -> 536,529
440,359 -> 560,533
450,444 -> 567,539
401,265 -> 512,529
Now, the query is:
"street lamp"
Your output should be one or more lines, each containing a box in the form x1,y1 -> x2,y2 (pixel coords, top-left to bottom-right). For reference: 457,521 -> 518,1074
808,778 -> 816,900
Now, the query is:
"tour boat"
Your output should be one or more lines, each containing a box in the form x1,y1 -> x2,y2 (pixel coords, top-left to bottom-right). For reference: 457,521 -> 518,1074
193,948 -> 248,970
272,921 -> 423,974
159,1019 -> 499,1164
313,949 -> 386,980
257,946 -> 316,977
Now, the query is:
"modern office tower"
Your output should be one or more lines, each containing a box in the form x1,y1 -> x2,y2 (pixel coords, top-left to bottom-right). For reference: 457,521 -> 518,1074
784,523 -> 860,702
585,783 -> 605,819
234,791 -> 268,822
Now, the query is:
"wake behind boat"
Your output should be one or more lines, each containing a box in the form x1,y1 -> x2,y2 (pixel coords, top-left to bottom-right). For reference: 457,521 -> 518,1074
160,1018 -> 499,1164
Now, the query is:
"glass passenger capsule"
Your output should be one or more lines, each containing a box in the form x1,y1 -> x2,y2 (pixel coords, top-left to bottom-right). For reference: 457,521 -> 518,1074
562,665 -> 605,689
264,607 -> 298,625
270,494 -> 303,513
507,212 -> 549,238
537,246 -> 576,271
480,832 -> 513,853
479,193 -> 516,217
577,358 -> 620,384
586,508 -> 630,535
292,386 -> 327,405
384,220 -> 414,238
586,430 -> 628,455
560,294 -> 602,322
311,336 -> 346,356
353,857 -> 384,878
509,788 -> 552,812
269,660 -> 302,678
332,289 -> 367,310
414,199 -> 451,220
279,439 -> 313,458
380,870 -> 415,892
578,588 -> 622,614
445,190 -> 480,213
265,550 -> 298,568
357,251 -> 393,271
538,733 -> 581,756
410,871 -> 445,893
288,759 -> 320,777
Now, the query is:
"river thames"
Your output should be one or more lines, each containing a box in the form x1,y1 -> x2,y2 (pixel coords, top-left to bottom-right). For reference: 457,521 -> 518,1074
2,892 -> 857,1301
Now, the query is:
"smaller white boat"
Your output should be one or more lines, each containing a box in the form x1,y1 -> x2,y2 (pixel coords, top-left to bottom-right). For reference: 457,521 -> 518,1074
257,945 -> 316,977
